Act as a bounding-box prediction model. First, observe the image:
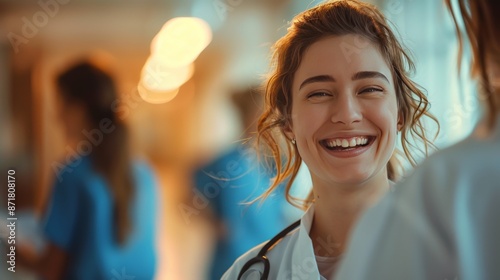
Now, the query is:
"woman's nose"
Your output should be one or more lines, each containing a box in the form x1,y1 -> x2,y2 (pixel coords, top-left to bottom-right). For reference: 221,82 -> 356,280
330,94 -> 362,125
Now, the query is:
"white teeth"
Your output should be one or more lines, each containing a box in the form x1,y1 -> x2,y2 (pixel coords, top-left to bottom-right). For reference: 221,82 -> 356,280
341,139 -> 349,148
324,137 -> 370,148
349,138 -> 356,147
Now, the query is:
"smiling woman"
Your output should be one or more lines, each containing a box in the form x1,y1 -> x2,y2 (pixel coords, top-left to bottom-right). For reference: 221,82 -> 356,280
221,1 -> 438,279
290,35 -> 401,188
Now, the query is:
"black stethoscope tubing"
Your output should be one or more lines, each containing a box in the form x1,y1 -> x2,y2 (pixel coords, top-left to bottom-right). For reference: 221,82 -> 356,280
237,219 -> 301,280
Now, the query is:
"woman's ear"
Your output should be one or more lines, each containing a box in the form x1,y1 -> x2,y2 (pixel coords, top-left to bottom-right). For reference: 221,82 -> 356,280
397,112 -> 404,131
282,121 -> 296,143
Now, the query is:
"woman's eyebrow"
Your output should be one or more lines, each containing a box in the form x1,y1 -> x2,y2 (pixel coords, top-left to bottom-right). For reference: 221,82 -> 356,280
351,71 -> 389,82
299,71 -> 389,90
299,75 -> 335,90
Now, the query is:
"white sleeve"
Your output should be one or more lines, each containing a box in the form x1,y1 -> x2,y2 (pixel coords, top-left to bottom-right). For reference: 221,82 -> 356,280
454,178 -> 500,279
334,161 -> 457,280
335,128 -> 500,280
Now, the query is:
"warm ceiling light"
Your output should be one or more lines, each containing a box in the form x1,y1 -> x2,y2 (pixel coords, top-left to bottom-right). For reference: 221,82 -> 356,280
137,82 -> 180,104
140,57 -> 194,92
151,17 -> 212,68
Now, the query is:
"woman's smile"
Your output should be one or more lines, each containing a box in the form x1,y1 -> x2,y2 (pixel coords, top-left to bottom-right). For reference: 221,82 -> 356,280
319,135 -> 376,158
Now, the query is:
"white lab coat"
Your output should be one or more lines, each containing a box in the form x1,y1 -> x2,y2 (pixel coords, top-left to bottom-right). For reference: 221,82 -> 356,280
334,116 -> 500,280
222,206 -> 330,280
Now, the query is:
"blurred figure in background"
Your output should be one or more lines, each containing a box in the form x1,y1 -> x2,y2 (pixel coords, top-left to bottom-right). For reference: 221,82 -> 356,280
17,61 -> 159,280
335,0 -> 500,279
192,87 -> 297,280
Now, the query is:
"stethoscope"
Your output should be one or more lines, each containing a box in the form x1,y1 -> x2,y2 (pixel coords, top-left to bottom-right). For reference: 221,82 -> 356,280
237,219 -> 301,280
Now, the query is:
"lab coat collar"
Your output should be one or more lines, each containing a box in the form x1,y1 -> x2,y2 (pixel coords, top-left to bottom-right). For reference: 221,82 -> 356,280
290,205 -> 325,279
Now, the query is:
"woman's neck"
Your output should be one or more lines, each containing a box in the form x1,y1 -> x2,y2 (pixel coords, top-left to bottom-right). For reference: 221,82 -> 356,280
309,173 -> 390,257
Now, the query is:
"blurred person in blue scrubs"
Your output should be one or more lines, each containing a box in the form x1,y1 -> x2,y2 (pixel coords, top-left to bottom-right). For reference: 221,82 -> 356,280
193,88 -> 298,280
334,0 -> 500,279
17,60 -> 159,280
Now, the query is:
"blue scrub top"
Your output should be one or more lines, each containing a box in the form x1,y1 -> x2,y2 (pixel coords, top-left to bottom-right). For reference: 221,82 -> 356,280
44,156 -> 158,280
194,145 -> 292,280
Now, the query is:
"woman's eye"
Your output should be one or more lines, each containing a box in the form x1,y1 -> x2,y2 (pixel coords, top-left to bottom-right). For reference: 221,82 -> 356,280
307,91 -> 331,99
360,87 -> 383,94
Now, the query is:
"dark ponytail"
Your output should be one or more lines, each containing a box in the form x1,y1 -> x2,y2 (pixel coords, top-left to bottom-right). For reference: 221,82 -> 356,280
57,62 -> 134,245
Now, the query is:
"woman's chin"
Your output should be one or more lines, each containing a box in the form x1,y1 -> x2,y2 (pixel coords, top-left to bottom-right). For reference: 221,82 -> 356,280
327,170 -> 375,187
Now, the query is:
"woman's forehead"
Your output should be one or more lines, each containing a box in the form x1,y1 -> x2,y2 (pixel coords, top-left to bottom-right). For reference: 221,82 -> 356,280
292,35 -> 393,89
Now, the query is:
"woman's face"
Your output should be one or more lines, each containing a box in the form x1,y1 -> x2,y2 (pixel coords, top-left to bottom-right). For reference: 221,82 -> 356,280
288,35 -> 400,187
